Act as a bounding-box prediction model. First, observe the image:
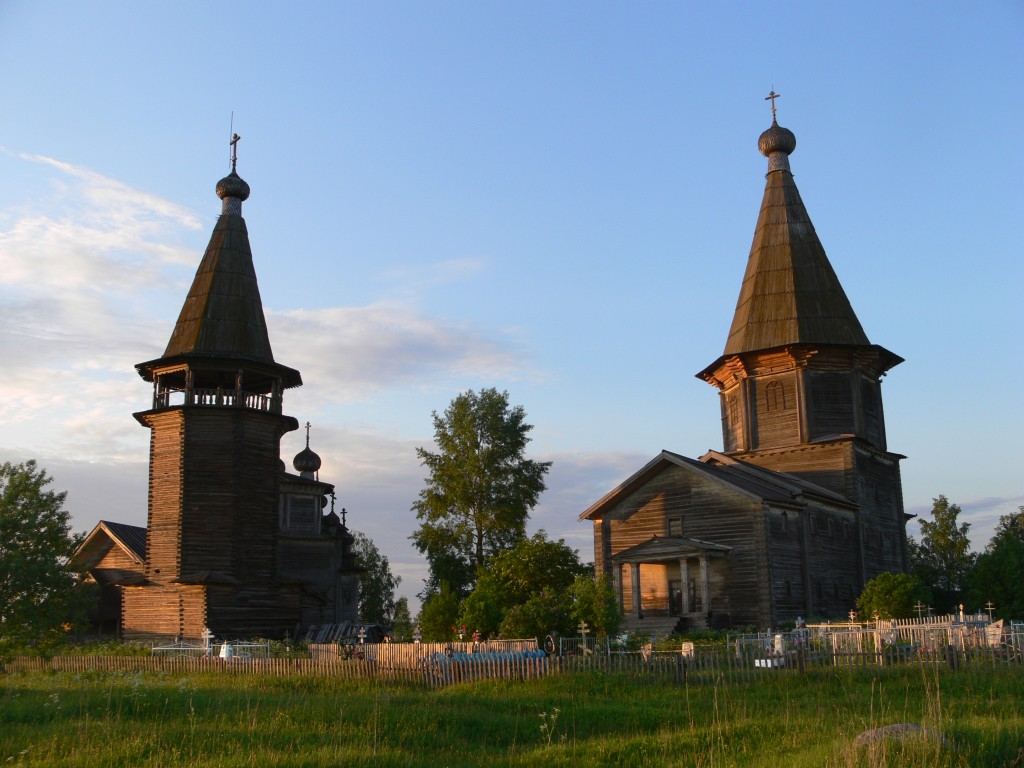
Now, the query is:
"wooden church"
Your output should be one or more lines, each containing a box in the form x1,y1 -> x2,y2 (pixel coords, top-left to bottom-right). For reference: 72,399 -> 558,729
109,142 -> 362,641
581,100 -> 909,631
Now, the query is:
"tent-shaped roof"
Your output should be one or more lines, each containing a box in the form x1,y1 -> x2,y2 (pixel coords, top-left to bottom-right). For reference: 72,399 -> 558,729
136,165 -> 301,389
723,120 -> 869,356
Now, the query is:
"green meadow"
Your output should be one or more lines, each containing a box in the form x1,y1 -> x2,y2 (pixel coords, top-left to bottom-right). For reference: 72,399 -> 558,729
1,666 -> 1021,767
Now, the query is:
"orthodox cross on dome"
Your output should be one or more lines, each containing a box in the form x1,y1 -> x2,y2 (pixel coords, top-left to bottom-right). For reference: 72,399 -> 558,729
304,420 -> 312,447
765,89 -> 781,121
230,132 -> 241,172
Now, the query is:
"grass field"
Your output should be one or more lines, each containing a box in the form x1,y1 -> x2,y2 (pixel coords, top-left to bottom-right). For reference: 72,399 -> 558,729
2,664 -> 1022,767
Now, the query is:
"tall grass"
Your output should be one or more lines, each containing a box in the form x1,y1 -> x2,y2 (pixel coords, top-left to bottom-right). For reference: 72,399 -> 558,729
1,664 -> 1021,766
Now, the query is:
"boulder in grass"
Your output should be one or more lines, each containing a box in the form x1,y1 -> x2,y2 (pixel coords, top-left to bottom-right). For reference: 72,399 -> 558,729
854,723 -> 949,749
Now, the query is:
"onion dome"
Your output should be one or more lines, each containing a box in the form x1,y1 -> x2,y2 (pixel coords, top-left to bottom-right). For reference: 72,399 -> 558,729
758,120 -> 796,158
759,119 -> 797,173
322,509 -> 341,532
293,444 -> 322,474
216,171 -> 250,202
293,422 -> 322,477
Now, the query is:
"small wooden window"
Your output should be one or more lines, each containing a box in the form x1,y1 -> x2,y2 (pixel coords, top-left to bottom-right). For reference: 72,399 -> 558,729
667,517 -> 683,537
765,379 -> 786,411
784,580 -> 792,599
809,516 -> 817,535
781,511 -> 788,532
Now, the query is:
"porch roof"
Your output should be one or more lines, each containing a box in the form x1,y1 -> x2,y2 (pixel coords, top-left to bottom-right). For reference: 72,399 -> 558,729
611,535 -> 732,565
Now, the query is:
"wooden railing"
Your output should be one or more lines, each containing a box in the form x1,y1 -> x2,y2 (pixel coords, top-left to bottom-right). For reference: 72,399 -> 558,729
152,388 -> 278,413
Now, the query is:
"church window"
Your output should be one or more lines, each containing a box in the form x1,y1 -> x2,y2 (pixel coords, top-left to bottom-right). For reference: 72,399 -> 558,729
827,517 -> 835,536
784,580 -> 792,599
280,494 -> 319,534
809,516 -> 817,536
667,517 -> 683,537
781,511 -> 788,532
764,379 -> 786,411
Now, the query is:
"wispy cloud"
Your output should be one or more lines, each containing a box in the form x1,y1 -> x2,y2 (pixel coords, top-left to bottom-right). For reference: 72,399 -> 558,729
270,302 -> 534,402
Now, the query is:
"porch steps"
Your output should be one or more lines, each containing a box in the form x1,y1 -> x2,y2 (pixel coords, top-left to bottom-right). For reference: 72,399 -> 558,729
621,615 -> 685,638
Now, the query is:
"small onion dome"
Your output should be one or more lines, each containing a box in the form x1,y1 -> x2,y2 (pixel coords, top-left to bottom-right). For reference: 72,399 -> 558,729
278,458 -> 287,472
216,170 -> 250,201
758,120 -> 797,158
323,509 -> 341,529
293,445 -> 322,474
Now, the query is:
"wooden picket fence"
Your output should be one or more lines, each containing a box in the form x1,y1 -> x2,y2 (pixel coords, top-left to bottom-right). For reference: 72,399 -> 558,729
4,639 -> 1021,688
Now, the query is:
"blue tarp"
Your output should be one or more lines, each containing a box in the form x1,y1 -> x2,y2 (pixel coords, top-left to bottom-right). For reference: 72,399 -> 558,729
431,650 -> 547,663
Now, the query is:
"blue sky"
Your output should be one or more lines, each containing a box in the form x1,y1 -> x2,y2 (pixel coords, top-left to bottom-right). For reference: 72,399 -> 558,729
2,2 -> 1022,612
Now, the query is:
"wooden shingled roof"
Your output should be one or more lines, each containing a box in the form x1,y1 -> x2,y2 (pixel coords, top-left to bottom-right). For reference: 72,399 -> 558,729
163,214 -> 277,363
578,448 -> 853,522
722,133 -> 870,356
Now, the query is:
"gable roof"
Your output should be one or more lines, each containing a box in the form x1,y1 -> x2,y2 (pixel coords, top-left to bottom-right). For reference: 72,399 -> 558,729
579,448 -> 854,522
70,520 -> 146,570
612,535 -> 733,564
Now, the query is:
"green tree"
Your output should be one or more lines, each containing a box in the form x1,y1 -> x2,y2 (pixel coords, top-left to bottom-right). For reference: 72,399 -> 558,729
569,572 -> 622,638
908,495 -> 975,613
0,460 -> 85,654
411,388 -> 551,597
856,571 -> 930,620
391,596 -> 413,641
351,531 -> 401,625
458,531 -> 599,639
968,507 -> 1024,619
987,506 -> 1024,552
416,582 -> 460,642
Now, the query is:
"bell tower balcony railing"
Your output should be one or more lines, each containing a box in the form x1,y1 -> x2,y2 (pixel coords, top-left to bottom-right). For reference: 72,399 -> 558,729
151,380 -> 283,414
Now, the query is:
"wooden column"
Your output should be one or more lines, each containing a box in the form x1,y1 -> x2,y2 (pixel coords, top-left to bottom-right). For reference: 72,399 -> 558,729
630,563 -> 642,619
613,564 -> 624,614
680,559 -> 690,614
700,554 -> 711,615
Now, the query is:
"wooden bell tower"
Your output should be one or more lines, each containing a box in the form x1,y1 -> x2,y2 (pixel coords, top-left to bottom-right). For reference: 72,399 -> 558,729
123,138 -> 303,639
697,95 -> 909,581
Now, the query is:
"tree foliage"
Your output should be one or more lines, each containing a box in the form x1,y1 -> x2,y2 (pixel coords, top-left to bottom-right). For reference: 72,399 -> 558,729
456,531 -> 621,640
410,388 -> 551,597
908,495 -> 975,613
856,571 -> 930,620
416,582 -> 460,641
968,506 -> 1024,619
390,596 -> 413,642
0,460 -> 85,654
351,531 -> 401,625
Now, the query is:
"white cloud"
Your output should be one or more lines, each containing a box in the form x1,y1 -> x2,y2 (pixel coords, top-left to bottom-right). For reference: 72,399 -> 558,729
270,303 -> 534,402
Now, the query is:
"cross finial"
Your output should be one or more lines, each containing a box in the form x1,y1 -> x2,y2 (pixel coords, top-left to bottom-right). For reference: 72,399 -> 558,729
230,133 -> 241,172
341,506 -> 347,527
304,421 -> 312,448
765,89 -> 781,121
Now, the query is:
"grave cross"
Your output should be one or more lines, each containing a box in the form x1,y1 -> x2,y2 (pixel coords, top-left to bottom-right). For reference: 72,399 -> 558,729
357,627 -> 367,645
984,601 -> 996,623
